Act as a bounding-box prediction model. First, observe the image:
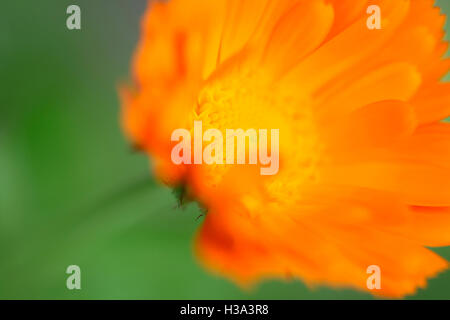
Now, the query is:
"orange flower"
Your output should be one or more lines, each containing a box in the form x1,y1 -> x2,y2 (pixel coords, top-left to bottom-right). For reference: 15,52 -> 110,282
121,0 -> 450,297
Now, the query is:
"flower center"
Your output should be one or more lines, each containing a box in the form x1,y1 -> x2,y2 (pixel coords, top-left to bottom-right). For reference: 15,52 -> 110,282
192,66 -> 323,206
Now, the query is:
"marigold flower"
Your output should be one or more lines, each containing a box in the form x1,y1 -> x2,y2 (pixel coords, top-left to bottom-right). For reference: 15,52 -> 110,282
121,0 -> 450,297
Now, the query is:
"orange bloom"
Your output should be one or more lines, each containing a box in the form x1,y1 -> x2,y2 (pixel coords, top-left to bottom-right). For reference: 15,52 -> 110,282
121,0 -> 450,297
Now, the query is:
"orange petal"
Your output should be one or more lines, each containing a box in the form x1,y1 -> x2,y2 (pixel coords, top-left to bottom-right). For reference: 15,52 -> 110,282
317,63 -> 421,119
412,82 -> 450,124
281,0 -> 411,92
262,0 -> 334,76
325,100 -> 417,153
323,161 -> 450,206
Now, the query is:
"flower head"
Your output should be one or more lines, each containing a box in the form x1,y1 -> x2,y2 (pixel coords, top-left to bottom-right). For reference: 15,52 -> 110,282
122,0 -> 450,297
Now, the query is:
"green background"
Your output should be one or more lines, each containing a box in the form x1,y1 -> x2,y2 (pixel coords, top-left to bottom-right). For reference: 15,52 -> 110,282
1,0 -> 449,299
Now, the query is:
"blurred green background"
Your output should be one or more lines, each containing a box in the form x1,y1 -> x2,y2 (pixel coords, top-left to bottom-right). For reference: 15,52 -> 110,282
1,0 -> 450,299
